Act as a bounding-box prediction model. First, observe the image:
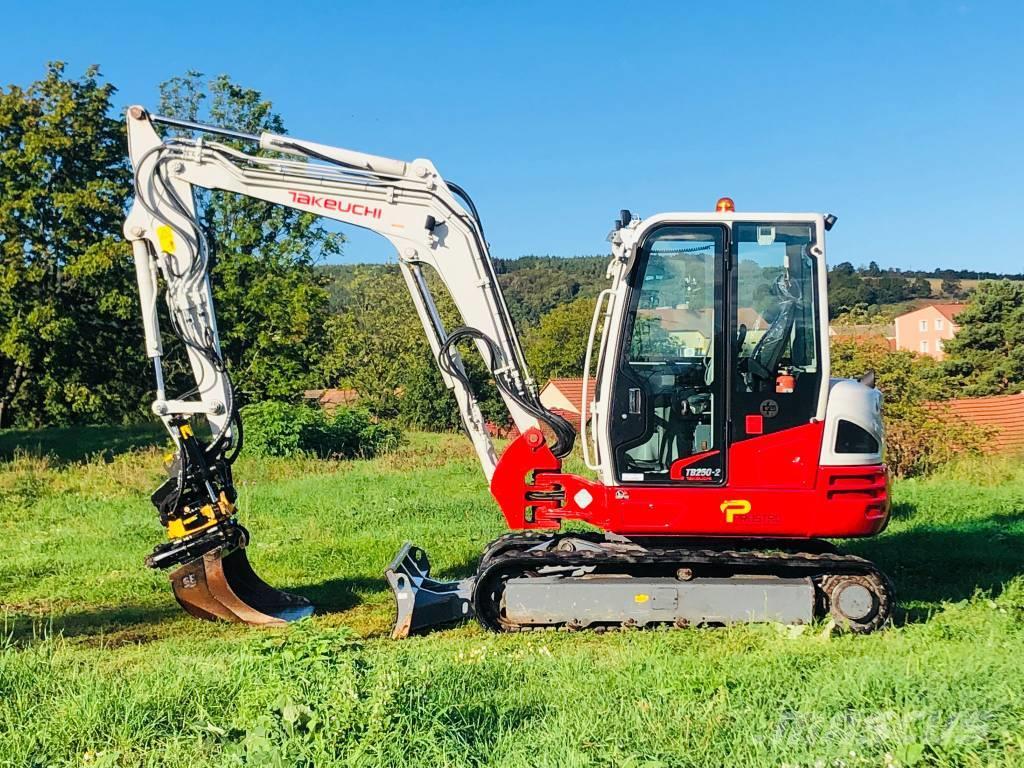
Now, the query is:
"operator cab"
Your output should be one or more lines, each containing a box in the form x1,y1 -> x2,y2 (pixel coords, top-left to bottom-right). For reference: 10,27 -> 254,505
600,204 -> 827,486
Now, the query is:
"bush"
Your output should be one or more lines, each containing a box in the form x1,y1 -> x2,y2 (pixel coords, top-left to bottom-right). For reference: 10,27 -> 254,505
884,405 -> 993,478
239,401 -> 402,459
830,338 -> 991,476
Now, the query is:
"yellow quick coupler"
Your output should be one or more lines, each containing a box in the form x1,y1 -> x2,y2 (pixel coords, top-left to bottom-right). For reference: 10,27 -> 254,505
166,492 -> 236,540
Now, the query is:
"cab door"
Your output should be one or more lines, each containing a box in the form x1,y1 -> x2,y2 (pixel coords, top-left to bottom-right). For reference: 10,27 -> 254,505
728,222 -> 824,489
609,225 -> 727,485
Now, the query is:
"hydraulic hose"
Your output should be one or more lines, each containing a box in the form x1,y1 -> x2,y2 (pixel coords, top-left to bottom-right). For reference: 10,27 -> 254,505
437,327 -> 576,458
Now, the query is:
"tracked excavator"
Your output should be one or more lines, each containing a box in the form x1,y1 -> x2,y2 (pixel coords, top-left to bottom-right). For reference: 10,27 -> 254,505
124,106 -> 893,637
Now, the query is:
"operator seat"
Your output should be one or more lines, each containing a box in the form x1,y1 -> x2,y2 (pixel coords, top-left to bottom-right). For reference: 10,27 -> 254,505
745,293 -> 797,385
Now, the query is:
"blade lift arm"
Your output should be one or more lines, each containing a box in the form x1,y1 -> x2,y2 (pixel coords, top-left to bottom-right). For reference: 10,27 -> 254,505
123,106 -> 575,570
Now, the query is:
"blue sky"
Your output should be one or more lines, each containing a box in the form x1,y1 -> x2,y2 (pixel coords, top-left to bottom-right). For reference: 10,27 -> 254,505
3,1 -> 1021,272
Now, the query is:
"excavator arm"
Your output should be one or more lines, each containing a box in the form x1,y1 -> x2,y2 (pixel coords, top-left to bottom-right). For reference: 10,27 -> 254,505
123,106 -> 573,626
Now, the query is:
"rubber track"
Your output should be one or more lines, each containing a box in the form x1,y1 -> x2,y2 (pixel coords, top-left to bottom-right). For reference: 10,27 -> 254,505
473,533 -> 894,633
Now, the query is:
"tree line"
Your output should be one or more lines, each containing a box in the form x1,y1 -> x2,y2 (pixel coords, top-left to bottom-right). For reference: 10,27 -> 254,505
1,63 -> 1021,436
0,63 -> 607,430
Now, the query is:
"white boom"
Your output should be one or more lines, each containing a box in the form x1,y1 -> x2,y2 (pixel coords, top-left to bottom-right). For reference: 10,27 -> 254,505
123,106 -> 568,480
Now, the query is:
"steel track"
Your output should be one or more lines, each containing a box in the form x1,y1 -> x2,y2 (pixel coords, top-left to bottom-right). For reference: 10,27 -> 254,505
473,532 -> 894,634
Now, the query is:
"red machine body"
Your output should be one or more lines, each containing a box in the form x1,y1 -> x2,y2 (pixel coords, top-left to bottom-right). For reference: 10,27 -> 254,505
492,425 -> 889,539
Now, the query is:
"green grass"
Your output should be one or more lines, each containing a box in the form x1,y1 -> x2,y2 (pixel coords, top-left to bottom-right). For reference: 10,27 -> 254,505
1,426 -> 1023,767
0,422 -> 167,464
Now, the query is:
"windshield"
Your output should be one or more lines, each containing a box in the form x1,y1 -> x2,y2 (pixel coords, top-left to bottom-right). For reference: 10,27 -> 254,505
629,227 -> 721,366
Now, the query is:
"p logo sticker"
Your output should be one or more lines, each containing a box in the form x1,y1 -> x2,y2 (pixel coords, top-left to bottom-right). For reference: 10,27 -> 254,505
721,499 -> 752,523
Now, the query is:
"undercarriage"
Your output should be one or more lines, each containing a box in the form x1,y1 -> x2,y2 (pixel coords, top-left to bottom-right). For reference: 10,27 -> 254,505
387,534 -> 893,637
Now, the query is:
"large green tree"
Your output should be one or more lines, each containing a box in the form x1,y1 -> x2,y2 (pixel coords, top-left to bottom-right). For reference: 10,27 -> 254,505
320,266 -> 424,418
943,280 -> 1024,395
320,264 -> 505,428
0,63 -> 142,427
158,72 -> 344,402
524,297 -> 599,382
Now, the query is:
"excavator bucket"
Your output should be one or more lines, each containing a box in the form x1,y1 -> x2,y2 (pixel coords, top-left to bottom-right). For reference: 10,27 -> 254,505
169,546 -> 314,626
386,543 -> 475,639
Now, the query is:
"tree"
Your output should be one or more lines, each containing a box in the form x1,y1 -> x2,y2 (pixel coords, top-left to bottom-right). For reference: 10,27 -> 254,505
910,276 -> 932,298
943,280 -> 1024,396
524,297 -> 598,382
320,267 -> 424,418
494,255 -> 606,326
830,339 -> 949,417
400,349 -> 464,431
940,277 -> 964,298
320,265 -> 506,429
872,274 -> 915,304
827,264 -> 873,317
0,63 -> 143,427
158,72 -> 344,402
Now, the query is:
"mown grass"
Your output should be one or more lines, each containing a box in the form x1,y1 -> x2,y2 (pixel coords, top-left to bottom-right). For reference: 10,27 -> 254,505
0,425 -> 1022,767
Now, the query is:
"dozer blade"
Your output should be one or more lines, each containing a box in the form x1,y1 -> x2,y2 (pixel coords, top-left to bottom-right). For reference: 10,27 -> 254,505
386,543 -> 474,639
169,546 -> 314,626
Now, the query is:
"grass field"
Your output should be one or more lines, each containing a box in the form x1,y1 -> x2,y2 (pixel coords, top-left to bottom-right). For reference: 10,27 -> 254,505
1,427 -> 1022,767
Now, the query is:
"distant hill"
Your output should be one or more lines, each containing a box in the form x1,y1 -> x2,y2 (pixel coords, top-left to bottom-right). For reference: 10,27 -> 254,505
319,256 -> 1024,326
320,255 -> 609,327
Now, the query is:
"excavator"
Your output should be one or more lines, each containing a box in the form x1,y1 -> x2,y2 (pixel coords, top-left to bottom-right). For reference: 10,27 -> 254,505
123,105 -> 892,638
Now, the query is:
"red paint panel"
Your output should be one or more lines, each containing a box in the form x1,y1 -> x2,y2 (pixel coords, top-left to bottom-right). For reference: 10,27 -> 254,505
745,414 -> 764,435
731,421 -> 824,490
490,426 -> 889,541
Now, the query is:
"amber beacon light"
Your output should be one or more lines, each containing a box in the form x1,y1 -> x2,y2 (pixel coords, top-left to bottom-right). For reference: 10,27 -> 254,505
715,196 -> 735,212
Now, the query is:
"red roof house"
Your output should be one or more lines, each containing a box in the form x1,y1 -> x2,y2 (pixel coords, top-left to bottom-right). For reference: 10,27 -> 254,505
894,303 -> 967,359
303,388 -> 360,410
539,378 -> 589,431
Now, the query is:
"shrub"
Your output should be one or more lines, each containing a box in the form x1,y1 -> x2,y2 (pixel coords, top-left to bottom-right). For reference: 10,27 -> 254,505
239,401 -> 402,459
830,337 -> 991,476
884,405 -> 993,478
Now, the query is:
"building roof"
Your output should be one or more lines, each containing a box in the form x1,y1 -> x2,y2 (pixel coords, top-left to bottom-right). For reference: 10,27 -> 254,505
541,378 -> 585,414
897,303 -> 968,323
931,393 -> 1024,453
737,307 -> 768,330
645,307 -> 712,333
934,303 -> 968,322
644,307 -> 766,333
303,388 -> 360,407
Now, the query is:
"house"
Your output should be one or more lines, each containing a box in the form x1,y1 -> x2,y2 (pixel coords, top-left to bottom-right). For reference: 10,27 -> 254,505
539,378 -> 588,431
930,393 -> 1024,453
303,388 -> 360,411
893,304 -> 967,359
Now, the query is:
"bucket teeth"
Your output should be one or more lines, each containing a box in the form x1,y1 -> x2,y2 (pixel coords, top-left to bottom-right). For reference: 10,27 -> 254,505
169,546 -> 313,626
